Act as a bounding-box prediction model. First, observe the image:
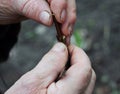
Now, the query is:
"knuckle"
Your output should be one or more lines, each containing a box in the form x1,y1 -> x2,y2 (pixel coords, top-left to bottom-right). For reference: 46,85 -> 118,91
80,66 -> 92,87
85,66 -> 92,76
83,66 -> 92,82
92,70 -> 96,81
69,13 -> 76,24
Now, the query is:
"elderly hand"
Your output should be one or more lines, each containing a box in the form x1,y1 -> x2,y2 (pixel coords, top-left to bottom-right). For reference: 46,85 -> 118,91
5,43 -> 96,94
0,0 -> 76,35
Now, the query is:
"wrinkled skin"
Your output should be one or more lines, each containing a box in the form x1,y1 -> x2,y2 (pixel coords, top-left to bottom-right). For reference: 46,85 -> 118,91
0,0 -> 76,36
5,43 -> 96,94
0,0 -> 96,93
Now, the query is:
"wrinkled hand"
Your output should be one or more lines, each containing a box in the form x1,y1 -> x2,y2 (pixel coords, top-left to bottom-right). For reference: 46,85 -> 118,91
0,0 -> 76,35
5,43 -> 96,94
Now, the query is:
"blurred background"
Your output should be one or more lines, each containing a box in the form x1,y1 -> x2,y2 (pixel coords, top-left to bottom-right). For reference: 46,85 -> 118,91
0,0 -> 120,94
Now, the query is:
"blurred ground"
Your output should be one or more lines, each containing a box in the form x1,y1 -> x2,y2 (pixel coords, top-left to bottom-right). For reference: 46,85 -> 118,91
0,0 -> 120,94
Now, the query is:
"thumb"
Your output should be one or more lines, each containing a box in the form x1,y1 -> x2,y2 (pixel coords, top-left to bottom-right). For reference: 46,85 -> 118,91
32,43 -> 68,86
12,0 -> 52,26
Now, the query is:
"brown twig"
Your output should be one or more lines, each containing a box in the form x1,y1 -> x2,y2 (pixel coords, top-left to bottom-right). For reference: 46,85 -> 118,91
46,0 -> 71,80
52,15 -> 71,81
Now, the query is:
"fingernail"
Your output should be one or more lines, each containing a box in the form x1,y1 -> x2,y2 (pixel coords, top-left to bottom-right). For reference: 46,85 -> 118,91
39,11 -> 50,25
68,24 -> 73,35
52,43 -> 66,52
61,9 -> 66,22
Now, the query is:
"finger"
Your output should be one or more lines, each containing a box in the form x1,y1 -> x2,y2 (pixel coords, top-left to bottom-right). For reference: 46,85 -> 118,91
69,45 -> 91,65
12,0 -> 53,26
32,43 -> 68,87
84,69 -> 96,94
49,0 -> 67,23
62,0 -> 76,36
52,45 -> 92,94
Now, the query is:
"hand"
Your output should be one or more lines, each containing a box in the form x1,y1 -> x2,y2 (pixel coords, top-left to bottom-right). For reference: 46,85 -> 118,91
0,0 -> 76,35
5,43 -> 96,94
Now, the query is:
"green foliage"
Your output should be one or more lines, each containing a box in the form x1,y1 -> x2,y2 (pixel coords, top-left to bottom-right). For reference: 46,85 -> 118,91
73,29 -> 82,47
73,28 -> 89,49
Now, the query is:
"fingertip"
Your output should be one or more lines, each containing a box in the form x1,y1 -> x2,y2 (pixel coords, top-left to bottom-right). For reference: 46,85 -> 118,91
68,44 -> 91,66
68,44 -> 79,55
61,0 -> 77,36
62,23 -> 74,36
61,9 -> 67,23
39,10 -> 53,26
19,0 -> 53,26
33,42 -> 68,82
68,44 -> 86,57
45,42 -> 68,69
51,42 -> 67,53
